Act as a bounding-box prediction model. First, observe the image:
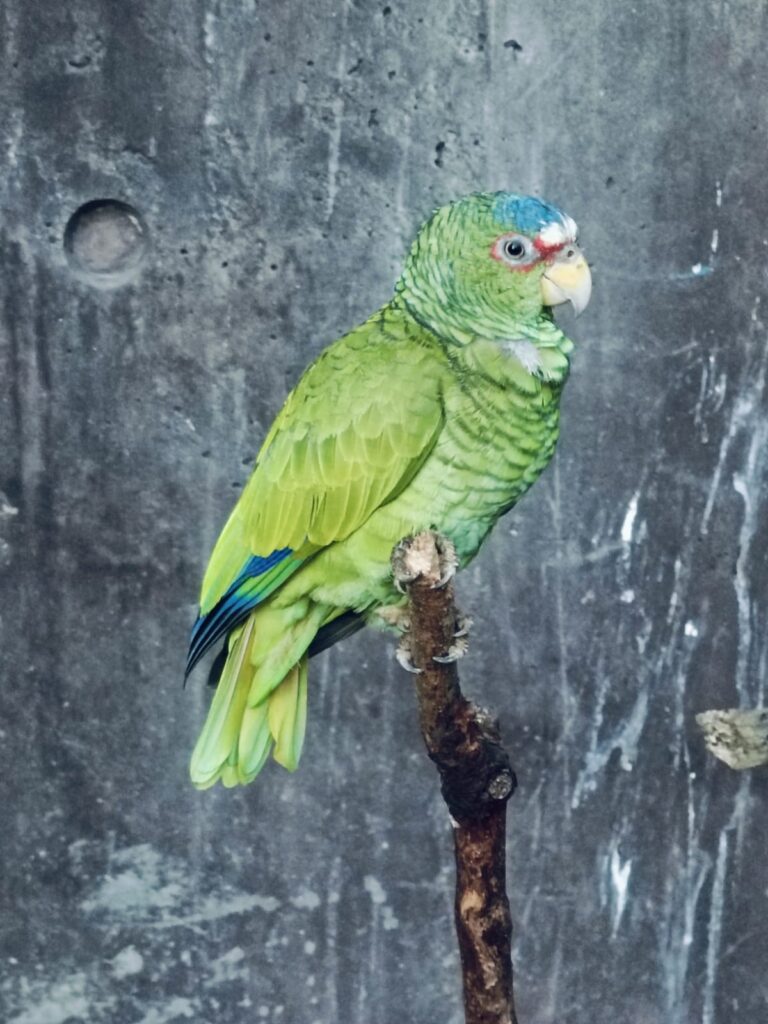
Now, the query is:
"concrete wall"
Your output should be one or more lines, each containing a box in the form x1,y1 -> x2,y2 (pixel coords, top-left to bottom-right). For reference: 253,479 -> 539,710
2,2 -> 767,1022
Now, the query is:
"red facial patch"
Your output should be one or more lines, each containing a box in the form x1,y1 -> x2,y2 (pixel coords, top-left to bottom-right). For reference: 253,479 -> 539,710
532,237 -> 565,260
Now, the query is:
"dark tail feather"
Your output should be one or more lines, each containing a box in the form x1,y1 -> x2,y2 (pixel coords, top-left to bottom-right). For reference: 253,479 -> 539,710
204,609 -> 363,690
207,645 -> 229,688
308,610 -> 365,658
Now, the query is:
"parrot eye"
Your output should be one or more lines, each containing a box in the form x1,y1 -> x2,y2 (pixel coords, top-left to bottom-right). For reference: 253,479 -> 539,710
492,234 -> 534,267
503,238 -> 527,261
491,234 -> 536,268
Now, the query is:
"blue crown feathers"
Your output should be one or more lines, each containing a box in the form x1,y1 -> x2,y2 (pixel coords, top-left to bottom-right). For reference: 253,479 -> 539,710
492,193 -> 567,234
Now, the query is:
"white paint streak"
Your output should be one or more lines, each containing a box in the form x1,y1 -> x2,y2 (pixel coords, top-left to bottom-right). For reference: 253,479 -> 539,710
542,541 -> 624,570
666,556 -> 683,625
80,843 -> 280,930
325,3 -> 349,219
621,492 -> 639,545
325,95 -> 344,220
323,854 -> 342,1020
572,688 -> 649,807
732,406 -> 768,704
657,740 -> 714,1021
146,893 -> 280,930
608,843 -> 632,937
702,296 -> 765,534
703,831 -> 729,1024
550,462 -> 575,815
81,865 -> 182,914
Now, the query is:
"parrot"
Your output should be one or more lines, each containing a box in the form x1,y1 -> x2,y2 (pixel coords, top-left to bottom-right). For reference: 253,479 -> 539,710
186,190 -> 591,789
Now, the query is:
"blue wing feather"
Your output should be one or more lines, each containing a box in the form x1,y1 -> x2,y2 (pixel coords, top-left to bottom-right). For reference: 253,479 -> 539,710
186,547 -> 293,677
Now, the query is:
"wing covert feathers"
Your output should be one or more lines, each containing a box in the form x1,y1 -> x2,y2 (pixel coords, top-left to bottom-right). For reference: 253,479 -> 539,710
190,317 -> 448,788
244,333 -> 445,553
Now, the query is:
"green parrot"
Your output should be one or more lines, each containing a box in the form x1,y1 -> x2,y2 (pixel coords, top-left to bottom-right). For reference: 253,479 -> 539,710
186,191 -> 591,789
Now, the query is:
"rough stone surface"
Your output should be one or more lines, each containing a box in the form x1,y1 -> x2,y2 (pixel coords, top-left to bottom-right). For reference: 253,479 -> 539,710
1,2 -> 767,1023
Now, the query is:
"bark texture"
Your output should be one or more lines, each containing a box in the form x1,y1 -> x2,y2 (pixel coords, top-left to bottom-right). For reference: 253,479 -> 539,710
392,531 -> 518,1024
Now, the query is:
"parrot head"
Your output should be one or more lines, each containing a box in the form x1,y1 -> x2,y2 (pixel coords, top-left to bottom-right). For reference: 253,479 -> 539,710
396,191 -> 592,341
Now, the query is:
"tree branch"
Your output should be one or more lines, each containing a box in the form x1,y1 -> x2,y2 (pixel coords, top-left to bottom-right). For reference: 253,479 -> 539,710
391,531 -> 519,1024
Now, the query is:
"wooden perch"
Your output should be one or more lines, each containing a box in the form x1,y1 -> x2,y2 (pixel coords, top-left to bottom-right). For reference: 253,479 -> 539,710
391,531 -> 518,1024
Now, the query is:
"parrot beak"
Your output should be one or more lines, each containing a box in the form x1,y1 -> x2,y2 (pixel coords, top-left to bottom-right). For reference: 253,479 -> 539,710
541,245 -> 592,316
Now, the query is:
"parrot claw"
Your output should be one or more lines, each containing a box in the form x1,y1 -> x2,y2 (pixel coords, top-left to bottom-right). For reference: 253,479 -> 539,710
430,536 -> 459,589
431,568 -> 456,590
433,635 -> 469,664
391,539 -> 420,593
395,643 -> 423,674
394,575 -> 414,595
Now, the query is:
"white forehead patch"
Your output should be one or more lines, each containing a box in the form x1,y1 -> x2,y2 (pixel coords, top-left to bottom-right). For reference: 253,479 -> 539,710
538,216 -> 578,246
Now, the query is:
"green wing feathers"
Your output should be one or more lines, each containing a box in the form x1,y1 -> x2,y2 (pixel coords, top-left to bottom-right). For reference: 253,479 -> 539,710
199,327 -> 444,613
245,333 -> 445,552
190,321 -> 446,789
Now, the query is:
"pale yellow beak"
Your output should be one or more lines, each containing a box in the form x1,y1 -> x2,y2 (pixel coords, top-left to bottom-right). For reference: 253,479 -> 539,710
541,244 -> 592,316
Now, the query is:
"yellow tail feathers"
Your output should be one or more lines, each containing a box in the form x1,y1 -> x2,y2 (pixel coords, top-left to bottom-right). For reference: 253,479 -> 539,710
267,659 -> 308,771
189,608 -> 316,790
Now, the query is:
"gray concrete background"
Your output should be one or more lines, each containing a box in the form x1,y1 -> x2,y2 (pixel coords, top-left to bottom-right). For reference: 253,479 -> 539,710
1,1 -> 767,1022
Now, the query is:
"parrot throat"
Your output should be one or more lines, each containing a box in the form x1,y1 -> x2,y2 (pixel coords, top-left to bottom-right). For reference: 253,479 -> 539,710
393,274 -> 538,347
392,254 -> 561,352
390,289 -> 574,388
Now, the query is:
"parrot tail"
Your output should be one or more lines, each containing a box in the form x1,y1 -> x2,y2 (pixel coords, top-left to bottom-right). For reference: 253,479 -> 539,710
189,601 -> 325,789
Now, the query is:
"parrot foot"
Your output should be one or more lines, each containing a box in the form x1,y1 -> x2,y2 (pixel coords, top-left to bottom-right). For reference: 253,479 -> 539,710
391,532 -> 458,591
453,614 -> 473,639
375,604 -> 411,633
395,635 -> 423,675
433,634 -> 469,664
431,535 -> 459,589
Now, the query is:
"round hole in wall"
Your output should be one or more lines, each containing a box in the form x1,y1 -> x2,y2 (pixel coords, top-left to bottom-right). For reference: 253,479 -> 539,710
64,199 -> 148,287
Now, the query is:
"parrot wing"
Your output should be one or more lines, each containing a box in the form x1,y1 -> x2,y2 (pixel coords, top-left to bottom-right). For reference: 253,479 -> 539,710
186,328 -> 445,676
247,332 -> 445,550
